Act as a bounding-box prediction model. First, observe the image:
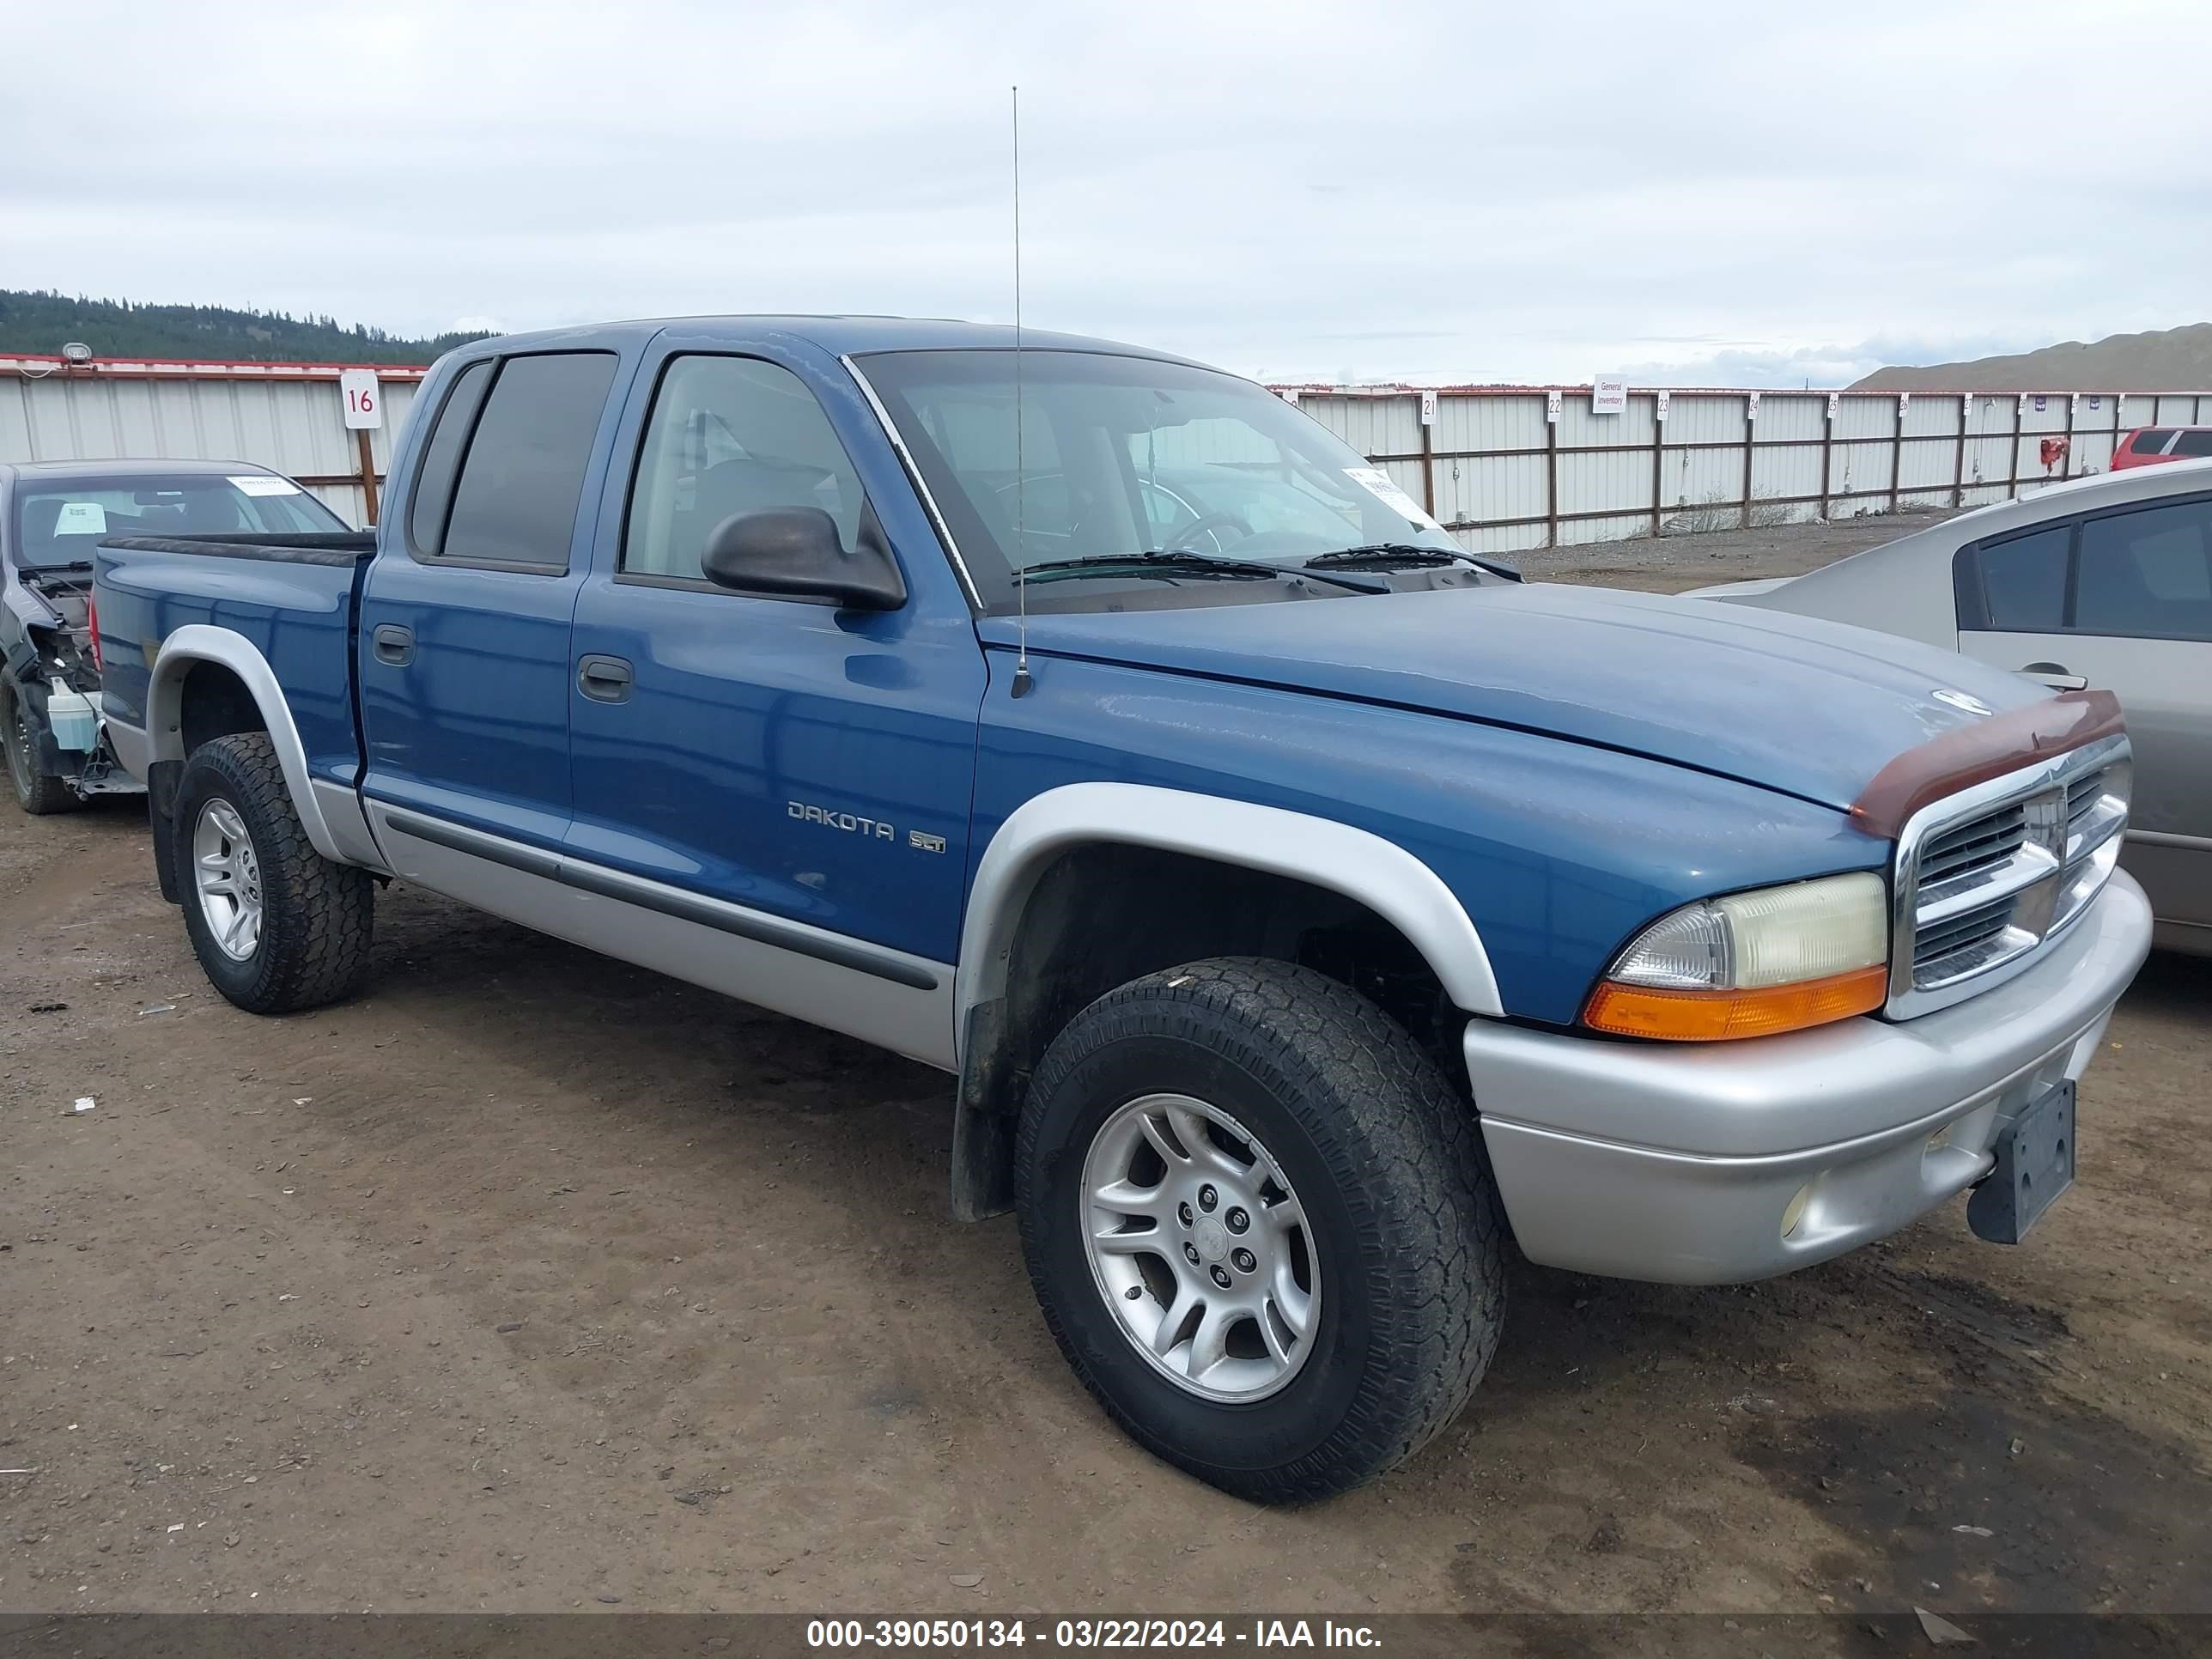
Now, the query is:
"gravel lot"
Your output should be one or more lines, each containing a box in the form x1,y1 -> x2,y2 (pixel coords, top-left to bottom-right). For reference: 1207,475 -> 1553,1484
3,514 -> 2206,1622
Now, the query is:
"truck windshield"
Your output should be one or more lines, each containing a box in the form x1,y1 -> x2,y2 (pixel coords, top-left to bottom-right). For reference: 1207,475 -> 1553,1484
10,472 -> 347,568
854,349 -> 1462,613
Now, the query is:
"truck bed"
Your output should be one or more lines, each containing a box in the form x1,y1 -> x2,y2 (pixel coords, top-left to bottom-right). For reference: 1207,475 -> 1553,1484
94,532 -> 378,794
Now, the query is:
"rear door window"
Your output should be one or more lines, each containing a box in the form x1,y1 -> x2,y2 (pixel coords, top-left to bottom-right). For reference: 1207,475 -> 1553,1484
2075,498 -> 2212,641
435,352 -> 618,571
2171,430 -> 2212,459
1971,525 -> 2070,631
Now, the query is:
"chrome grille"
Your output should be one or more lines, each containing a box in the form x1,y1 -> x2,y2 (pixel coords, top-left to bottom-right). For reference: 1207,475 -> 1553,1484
1889,738 -> 2130,1018
1917,803 -> 2027,887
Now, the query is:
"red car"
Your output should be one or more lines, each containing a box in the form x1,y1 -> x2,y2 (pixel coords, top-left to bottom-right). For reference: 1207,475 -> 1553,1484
2112,425 -> 2212,469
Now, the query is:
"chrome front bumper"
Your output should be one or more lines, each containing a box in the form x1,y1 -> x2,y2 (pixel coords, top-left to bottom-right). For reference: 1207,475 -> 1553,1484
1465,872 -> 2153,1285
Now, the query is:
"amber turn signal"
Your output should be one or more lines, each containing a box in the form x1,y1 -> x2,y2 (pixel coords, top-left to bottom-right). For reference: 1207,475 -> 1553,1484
1582,964 -> 1889,1042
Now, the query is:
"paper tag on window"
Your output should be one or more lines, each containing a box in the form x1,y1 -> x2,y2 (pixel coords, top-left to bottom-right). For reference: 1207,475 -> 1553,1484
53,501 -> 107,535
1344,466 -> 1444,531
228,474 -> 301,496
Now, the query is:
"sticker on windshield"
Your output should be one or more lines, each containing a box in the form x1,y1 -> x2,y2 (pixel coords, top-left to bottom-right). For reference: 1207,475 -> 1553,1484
228,474 -> 301,496
52,501 -> 108,536
1344,466 -> 1445,531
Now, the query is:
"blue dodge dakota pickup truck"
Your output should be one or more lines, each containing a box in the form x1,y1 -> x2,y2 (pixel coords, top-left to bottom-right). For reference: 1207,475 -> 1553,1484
93,317 -> 2153,1500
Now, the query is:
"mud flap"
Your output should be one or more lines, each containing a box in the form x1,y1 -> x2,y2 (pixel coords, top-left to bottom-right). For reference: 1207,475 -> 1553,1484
1969,1080 -> 2075,1245
147,758 -> 184,904
950,998 -> 1020,1222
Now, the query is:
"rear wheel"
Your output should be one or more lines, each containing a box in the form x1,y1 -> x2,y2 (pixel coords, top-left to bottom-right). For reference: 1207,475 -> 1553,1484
3,681 -> 82,815
1016,957 -> 1507,1503
173,732 -> 374,1013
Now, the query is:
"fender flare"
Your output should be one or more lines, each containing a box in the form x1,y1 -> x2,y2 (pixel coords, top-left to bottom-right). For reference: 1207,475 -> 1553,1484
944,782 -> 1503,1220
146,624 -> 346,863
956,781 -> 1504,1050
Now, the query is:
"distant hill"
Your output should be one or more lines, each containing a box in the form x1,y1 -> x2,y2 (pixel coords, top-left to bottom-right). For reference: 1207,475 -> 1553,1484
0,289 -> 489,365
1852,322 -> 2212,392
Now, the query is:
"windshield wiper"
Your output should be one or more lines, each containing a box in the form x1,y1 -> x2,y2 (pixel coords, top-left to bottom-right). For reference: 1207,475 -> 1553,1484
1014,550 -> 1387,593
1304,543 -> 1522,581
25,559 -> 96,576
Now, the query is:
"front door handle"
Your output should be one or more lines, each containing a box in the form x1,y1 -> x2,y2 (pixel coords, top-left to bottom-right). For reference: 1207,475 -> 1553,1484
372,624 -> 415,666
2019,661 -> 2088,691
578,654 -> 635,704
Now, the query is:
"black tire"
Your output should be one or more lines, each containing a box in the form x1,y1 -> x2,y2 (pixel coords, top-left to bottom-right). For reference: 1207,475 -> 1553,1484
2,681 -> 83,816
172,732 -> 374,1013
1016,957 -> 1507,1503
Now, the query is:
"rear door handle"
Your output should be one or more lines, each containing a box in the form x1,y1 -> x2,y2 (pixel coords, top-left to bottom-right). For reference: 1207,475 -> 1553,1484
2019,661 -> 2088,691
373,624 -> 415,666
578,654 -> 635,703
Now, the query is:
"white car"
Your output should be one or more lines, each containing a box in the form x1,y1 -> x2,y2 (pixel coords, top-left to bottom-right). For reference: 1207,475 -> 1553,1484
1688,460 -> 2212,955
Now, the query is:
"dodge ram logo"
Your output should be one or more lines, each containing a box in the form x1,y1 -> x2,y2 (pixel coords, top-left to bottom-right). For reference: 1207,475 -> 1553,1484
1931,688 -> 1995,718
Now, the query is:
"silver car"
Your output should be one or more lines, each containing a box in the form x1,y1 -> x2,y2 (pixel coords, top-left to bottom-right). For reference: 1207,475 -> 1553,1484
1688,459 -> 2212,955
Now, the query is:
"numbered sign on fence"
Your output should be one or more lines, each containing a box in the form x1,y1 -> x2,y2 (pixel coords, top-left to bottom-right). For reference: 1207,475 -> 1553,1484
339,369 -> 383,430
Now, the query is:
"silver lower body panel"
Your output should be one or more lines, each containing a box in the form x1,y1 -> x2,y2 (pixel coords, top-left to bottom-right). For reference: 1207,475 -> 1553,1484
1465,872 -> 2152,1285
366,801 -> 957,1072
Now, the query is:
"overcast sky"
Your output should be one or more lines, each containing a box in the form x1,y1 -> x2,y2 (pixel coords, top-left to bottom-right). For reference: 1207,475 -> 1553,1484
8,0 -> 2209,386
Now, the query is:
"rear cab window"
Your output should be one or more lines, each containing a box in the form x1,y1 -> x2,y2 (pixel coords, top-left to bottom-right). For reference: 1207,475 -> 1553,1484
409,352 -> 618,572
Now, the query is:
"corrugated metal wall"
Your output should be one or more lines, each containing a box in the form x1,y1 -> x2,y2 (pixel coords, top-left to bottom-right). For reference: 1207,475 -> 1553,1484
1,363 -> 425,527
8,359 -> 2208,552
1285,384 -> 2212,555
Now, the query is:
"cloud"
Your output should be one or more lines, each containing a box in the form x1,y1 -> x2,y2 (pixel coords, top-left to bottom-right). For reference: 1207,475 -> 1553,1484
7,0 -> 2209,385
1606,334 -> 2057,391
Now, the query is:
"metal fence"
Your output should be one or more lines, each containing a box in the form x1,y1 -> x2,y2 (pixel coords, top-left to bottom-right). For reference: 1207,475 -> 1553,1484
1,355 -> 428,527
6,353 -> 2209,551
1279,385 -> 2212,555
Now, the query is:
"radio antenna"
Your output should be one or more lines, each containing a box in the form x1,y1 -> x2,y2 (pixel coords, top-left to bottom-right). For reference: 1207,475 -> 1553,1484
1009,83 -> 1034,698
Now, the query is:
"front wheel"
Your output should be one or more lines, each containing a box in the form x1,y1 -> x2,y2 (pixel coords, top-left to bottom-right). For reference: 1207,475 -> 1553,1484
1016,957 -> 1507,1503
173,732 -> 374,1013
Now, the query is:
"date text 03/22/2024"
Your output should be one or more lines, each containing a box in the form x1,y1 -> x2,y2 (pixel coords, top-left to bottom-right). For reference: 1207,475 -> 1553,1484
805,1621 -> 1382,1650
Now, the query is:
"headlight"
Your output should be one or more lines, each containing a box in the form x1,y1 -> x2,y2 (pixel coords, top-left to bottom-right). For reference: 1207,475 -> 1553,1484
1583,872 -> 1889,1041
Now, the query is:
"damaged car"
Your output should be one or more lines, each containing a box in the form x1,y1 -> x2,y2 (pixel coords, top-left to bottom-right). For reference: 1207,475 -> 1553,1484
2,459 -> 349,814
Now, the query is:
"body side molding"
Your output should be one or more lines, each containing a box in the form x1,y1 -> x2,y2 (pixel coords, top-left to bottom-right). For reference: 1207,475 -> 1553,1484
364,800 -> 956,1068
377,805 -> 944,991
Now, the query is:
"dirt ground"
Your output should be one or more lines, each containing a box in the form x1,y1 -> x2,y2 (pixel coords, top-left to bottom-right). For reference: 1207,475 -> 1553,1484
3,515 -> 2207,1622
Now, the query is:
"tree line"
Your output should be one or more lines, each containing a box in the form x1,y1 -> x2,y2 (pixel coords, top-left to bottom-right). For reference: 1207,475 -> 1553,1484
0,289 -> 490,365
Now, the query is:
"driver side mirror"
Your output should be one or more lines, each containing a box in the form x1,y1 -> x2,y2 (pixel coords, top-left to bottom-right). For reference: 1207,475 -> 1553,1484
701,507 -> 906,611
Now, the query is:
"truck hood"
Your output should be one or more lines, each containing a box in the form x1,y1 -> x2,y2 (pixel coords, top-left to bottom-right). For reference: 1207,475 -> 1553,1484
981,582 -> 2054,813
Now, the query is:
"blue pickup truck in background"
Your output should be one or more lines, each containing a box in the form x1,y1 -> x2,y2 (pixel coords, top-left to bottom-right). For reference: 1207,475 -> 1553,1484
93,317 -> 2152,1501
